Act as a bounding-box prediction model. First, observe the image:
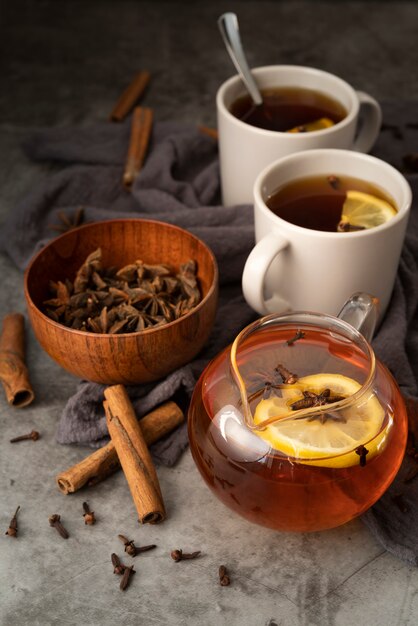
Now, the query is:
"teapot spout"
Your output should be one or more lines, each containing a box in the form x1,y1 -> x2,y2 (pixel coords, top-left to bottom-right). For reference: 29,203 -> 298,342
337,293 -> 379,342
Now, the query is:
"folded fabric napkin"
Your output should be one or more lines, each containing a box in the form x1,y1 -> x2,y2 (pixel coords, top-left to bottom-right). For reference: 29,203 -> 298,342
0,119 -> 258,463
1,102 -> 418,564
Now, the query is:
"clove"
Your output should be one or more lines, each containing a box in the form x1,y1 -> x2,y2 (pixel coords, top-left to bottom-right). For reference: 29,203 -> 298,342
285,329 -> 305,346
5,506 -> 20,537
337,220 -> 366,232
219,564 -> 230,586
120,565 -> 135,591
111,553 -> 126,575
136,544 -> 157,554
118,534 -> 138,557
49,514 -> 69,539
170,549 -> 201,562
355,444 -> 369,467
82,501 -> 96,525
275,363 -> 298,385
327,175 -> 340,189
10,430 -> 40,443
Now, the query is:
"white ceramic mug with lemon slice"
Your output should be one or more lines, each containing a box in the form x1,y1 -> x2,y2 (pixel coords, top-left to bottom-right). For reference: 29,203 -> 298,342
217,65 -> 382,205
242,149 -> 412,318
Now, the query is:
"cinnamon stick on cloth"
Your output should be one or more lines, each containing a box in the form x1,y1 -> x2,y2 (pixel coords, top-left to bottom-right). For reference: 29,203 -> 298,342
0,313 -> 35,408
104,384 -> 166,524
123,106 -> 153,189
56,400 -> 184,494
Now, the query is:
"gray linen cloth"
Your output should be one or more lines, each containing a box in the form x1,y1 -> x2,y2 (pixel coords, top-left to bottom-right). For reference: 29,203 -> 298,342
1,104 -> 418,563
1,120 -> 257,466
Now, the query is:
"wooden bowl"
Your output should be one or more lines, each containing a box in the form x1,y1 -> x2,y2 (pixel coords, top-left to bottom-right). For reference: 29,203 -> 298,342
24,219 -> 218,384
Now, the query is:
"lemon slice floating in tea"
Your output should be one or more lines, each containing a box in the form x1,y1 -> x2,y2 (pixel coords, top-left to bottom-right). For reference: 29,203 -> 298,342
338,190 -> 397,231
253,373 -> 389,468
286,117 -> 335,133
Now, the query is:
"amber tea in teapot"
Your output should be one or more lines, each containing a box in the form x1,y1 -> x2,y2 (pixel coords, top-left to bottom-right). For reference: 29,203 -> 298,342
188,297 -> 407,532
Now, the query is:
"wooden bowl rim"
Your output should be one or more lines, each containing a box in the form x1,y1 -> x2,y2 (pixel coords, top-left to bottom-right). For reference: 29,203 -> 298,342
24,218 -> 219,338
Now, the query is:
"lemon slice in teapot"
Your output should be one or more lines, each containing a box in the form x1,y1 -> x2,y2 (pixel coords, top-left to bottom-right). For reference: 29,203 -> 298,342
253,373 -> 389,468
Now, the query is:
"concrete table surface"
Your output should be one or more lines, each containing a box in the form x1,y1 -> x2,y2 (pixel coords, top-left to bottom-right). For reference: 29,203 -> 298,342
1,2 -> 418,625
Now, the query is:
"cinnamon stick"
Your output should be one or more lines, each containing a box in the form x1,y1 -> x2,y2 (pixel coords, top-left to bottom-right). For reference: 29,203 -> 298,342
198,125 -> 218,141
123,106 -> 154,190
105,384 -> 166,524
56,400 -> 184,494
0,313 -> 35,408
109,70 -> 151,122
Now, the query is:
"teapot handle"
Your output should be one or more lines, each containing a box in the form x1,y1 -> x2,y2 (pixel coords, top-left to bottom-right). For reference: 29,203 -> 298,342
337,293 -> 379,342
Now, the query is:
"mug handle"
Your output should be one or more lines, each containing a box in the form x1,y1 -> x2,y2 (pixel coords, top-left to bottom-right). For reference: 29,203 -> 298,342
242,231 -> 289,314
352,91 -> 382,153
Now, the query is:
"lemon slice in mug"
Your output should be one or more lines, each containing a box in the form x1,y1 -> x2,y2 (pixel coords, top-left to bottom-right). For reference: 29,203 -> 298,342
253,373 -> 389,468
338,190 -> 397,231
286,117 -> 335,133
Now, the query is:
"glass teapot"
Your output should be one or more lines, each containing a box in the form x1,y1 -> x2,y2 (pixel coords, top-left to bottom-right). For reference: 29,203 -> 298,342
188,293 -> 408,532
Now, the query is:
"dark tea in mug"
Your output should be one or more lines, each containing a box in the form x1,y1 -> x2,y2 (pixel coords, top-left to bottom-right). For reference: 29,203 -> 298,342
229,86 -> 347,132
266,174 -> 398,232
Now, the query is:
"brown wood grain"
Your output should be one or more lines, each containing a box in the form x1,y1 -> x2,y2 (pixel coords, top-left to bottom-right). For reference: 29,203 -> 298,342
123,106 -> 154,189
24,219 -> 218,384
105,384 -> 166,524
109,70 -> 151,122
0,313 -> 35,407
56,400 -> 184,494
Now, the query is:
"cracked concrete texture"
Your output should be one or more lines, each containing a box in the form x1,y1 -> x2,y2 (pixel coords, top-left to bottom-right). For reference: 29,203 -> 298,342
1,2 -> 418,625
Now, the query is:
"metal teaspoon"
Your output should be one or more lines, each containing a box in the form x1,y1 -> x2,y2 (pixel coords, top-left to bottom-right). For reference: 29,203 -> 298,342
218,12 -> 263,107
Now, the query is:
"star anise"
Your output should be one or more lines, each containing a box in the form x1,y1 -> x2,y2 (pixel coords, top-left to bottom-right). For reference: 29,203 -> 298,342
243,366 -> 279,396
177,260 -> 201,307
290,389 -> 330,410
42,249 -> 201,333
291,389 -> 347,423
48,207 -> 85,233
306,412 -> 347,425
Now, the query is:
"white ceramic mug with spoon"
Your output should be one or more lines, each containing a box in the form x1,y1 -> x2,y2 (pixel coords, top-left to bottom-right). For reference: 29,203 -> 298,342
217,65 -> 382,206
242,149 -> 412,318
